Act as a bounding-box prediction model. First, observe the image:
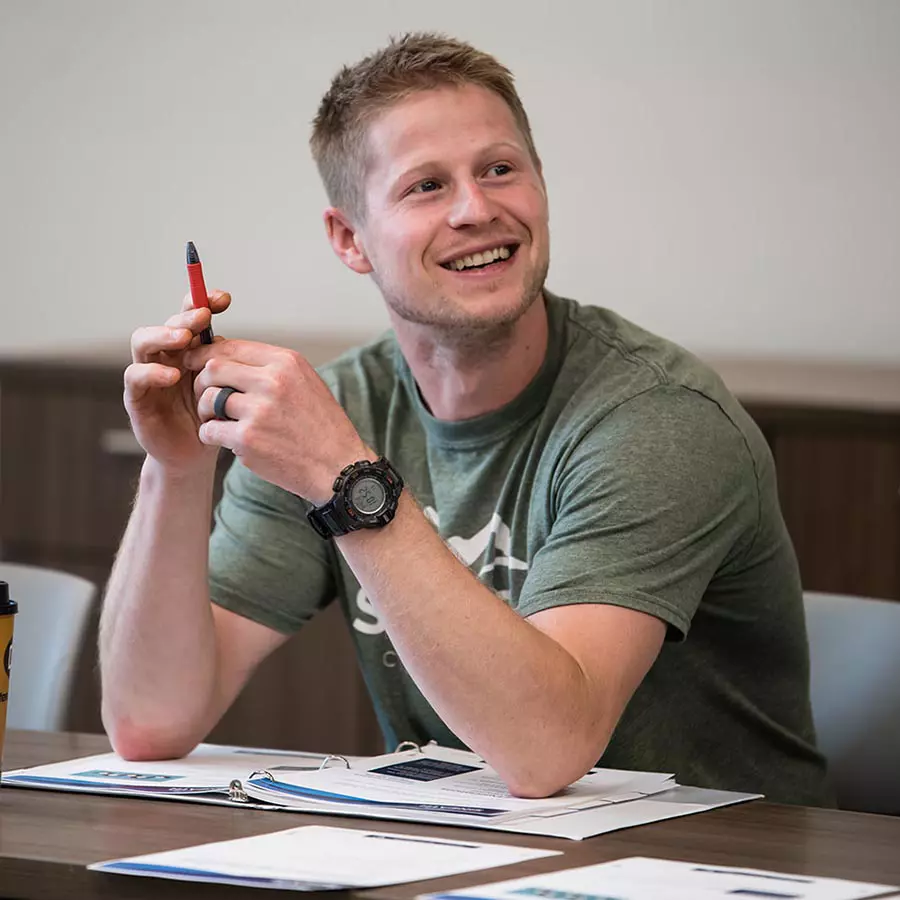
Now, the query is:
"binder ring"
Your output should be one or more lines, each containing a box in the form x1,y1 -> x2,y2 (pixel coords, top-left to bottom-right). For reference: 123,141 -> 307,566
228,779 -> 250,803
394,741 -> 422,753
318,754 -> 350,770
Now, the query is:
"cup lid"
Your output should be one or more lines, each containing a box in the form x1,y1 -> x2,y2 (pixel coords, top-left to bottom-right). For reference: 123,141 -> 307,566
0,581 -> 18,614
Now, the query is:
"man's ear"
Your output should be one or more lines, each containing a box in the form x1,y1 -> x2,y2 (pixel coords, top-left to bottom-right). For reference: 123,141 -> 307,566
324,207 -> 373,275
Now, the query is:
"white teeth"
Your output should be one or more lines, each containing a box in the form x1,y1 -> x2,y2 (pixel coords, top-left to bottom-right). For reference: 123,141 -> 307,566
446,245 -> 512,270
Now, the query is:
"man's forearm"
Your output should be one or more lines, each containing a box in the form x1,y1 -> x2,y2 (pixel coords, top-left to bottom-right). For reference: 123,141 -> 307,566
336,493 -> 609,796
99,457 -> 220,758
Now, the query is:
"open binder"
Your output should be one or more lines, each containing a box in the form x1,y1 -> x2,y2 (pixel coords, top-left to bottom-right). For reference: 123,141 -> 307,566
4,740 -> 761,840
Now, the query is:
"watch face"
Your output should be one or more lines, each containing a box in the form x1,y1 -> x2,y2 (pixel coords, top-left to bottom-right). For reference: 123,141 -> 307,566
350,475 -> 388,516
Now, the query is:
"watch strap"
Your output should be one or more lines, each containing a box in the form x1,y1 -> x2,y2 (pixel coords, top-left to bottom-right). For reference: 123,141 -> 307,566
307,496 -> 358,539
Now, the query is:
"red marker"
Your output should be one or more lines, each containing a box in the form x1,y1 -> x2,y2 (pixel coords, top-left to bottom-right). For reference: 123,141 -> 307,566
186,241 -> 214,345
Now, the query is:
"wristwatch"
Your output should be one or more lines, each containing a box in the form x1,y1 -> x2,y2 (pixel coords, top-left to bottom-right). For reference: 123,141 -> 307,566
307,457 -> 404,539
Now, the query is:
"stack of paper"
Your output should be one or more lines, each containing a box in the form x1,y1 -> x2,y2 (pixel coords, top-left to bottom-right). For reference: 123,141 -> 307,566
416,857 -> 900,900
3,743 -> 333,807
241,747 -> 685,836
4,742 -> 761,840
89,824 -> 561,891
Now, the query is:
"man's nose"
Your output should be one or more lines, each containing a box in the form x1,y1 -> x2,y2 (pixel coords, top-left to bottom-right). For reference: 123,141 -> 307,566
447,181 -> 498,228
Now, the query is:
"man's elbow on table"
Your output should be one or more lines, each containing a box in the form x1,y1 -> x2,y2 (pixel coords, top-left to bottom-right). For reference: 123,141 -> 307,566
496,732 -> 611,799
103,710 -> 202,762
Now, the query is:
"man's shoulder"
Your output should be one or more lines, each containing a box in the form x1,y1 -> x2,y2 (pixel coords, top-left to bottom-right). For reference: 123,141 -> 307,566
550,292 -> 750,427
553,294 -> 713,387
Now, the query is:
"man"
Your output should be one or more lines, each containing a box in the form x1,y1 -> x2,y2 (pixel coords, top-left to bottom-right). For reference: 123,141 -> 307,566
100,33 -> 830,803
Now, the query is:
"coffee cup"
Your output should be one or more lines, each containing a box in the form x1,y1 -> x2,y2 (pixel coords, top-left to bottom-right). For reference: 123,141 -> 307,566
0,581 -> 18,782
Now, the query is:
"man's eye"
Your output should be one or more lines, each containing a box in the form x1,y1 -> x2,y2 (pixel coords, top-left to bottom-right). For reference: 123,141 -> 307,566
411,180 -> 441,194
487,163 -> 512,177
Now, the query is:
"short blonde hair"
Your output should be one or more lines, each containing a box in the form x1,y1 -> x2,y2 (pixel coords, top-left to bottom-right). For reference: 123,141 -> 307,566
310,32 -> 540,221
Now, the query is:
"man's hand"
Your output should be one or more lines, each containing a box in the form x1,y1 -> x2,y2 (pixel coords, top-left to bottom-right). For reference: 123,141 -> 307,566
124,291 -> 231,475
183,340 -> 370,503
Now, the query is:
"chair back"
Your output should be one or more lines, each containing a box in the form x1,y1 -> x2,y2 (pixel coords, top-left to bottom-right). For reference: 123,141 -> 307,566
803,591 -> 900,815
0,562 -> 96,731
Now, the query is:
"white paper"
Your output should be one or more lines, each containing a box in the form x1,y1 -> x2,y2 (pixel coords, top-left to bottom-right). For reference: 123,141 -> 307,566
5,744 -> 759,840
417,856 -> 899,900
89,824 -> 561,891
243,748 -> 677,824
3,744 -> 333,797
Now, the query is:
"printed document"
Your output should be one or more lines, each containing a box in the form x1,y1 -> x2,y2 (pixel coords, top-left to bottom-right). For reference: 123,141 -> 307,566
3,743 -> 333,804
5,743 -> 761,839
416,856 -> 900,900
242,752 -> 678,823
89,824 -> 561,891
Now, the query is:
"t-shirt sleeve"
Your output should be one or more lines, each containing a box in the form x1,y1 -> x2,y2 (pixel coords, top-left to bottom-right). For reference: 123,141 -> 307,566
515,385 -> 761,639
208,457 -> 336,634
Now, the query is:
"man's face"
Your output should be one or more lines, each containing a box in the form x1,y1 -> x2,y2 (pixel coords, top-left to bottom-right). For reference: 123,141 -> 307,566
353,84 -> 550,336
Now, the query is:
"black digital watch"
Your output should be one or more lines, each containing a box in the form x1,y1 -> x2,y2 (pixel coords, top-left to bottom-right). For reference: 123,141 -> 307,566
307,457 -> 404,539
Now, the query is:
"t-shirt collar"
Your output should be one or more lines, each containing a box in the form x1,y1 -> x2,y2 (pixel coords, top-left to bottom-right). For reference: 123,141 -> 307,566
396,291 -> 567,449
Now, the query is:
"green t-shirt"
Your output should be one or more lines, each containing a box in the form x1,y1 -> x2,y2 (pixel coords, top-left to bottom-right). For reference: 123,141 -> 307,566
209,292 -> 831,805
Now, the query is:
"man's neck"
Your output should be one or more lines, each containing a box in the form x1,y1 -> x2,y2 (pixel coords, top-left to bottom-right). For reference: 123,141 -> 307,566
390,296 -> 549,422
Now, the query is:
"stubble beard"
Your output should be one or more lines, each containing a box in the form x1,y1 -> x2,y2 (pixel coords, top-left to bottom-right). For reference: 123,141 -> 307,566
378,256 -> 550,354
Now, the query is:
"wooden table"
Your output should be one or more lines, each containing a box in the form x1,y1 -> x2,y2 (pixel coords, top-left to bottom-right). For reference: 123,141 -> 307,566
1,731 -> 899,900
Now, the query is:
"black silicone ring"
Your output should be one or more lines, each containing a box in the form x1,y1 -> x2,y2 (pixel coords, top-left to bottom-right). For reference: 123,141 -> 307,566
213,386 -> 240,421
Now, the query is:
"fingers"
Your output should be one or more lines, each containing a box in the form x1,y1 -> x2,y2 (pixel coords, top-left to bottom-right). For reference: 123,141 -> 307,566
195,382 -> 244,451
131,303 -> 221,363
190,356 -> 269,405
124,361 -> 182,404
164,306 -> 213,330
196,384 -> 245,423
133,290 -> 231,363
197,416 -> 237,452
187,345 -> 313,419
183,340 -> 307,372
130,323 -> 195,364
180,289 -> 232,313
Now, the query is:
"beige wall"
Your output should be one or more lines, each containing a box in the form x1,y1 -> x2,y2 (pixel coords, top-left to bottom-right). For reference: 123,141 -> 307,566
1,0 -> 898,363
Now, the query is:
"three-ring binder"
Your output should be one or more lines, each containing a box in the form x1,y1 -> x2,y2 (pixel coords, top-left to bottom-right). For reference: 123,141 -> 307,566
228,754 -> 352,802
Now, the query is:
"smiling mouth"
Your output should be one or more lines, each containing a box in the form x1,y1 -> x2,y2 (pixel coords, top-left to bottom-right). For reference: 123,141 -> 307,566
440,244 -> 519,272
